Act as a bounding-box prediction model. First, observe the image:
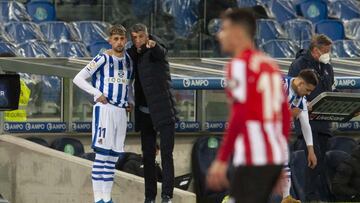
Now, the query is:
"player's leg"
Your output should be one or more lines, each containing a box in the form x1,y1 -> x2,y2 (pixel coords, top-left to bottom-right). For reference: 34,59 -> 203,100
140,111 -> 158,202
230,165 -> 282,203
158,122 -> 175,201
91,105 -> 106,203
101,107 -> 127,203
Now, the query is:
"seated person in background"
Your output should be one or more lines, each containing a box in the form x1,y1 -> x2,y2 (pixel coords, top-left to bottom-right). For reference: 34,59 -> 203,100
332,145 -> 360,202
122,144 -> 162,182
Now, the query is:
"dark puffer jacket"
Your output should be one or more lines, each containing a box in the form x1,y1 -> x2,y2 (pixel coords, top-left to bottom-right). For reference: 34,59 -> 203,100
332,146 -> 360,201
127,35 -> 178,131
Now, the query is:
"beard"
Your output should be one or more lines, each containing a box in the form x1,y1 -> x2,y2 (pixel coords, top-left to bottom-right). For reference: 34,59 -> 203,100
114,46 -> 124,53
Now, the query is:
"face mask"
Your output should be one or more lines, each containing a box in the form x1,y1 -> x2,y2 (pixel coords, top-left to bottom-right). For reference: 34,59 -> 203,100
317,49 -> 331,64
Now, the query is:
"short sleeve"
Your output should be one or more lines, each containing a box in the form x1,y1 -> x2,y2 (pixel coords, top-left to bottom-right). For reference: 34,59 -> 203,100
84,54 -> 106,75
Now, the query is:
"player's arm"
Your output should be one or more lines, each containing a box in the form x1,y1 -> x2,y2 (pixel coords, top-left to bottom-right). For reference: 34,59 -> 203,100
298,99 -> 317,168
73,55 -> 107,104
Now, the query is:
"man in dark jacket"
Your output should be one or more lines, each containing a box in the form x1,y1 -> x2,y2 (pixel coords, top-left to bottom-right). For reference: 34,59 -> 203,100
127,23 -> 177,203
288,34 -> 334,201
332,146 -> 360,201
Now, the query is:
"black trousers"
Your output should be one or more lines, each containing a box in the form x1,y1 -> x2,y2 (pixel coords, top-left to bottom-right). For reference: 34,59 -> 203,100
139,111 -> 175,200
294,132 -> 330,201
230,165 -> 282,203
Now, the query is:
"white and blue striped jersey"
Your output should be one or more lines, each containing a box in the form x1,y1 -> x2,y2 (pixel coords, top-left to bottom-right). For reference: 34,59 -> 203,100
284,77 -> 307,111
86,53 -> 134,108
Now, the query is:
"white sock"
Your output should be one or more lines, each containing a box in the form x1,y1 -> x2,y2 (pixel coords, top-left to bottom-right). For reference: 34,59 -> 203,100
92,153 -> 107,202
102,155 -> 119,202
282,165 -> 291,198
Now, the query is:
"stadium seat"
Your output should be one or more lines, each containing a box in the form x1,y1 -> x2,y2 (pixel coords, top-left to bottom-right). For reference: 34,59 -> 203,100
283,19 -> 313,42
327,136 -> 357,154
315,20 -> 345,41
17,40 -> 54,57
169,0 -> 200,38
72,21 -> 111,46
50,42 -> 90,57
191,136 -> 227,203
329,0 -> 360,21
300,40 -> 311,49
0,1 -> 32,21
324,150 -> 350,199
0,42 -> 18,56
256,19 -> 285,44
260,39 -> 298,58
50,137 -> 85,157
26,1 -> 56,22
5,22 -> 45,44
290,150 -> 307,201
345,19 -> 360,40
332,40 -> 360,58
39,21 -> 78,42
299,0 -> 328,23
131,0 -> 154,18
25,136 -> 49,147
88,41 -> 111,57
270,0 -> 297,24
81,152 -> 96,161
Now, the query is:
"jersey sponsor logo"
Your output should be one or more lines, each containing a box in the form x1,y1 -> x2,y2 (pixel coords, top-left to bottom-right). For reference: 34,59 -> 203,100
106,77 -> 130,84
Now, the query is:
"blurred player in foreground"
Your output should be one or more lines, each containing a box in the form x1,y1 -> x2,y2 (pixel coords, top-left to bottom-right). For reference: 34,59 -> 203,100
282,69 -> 319,203
73,25 -> 134,203
206,8 -> 291,203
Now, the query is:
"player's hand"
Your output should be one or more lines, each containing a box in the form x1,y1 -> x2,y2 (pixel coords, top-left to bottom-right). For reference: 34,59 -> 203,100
126,103 -> 133,112
146,40 -> 156,48
291,108 -> 301,118
96,95 -> 108,104
354,112 -> 360,117
307,146 -> 317,169
206,160 -> 229,191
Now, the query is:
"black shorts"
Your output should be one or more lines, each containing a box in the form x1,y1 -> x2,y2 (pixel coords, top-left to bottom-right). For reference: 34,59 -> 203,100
230,165 -> 282,203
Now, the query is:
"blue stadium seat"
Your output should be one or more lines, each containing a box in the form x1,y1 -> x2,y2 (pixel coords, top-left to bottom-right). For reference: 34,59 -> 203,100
345,19 -> 360,40
169,0 -> 200,38
283,19 -> 313,42
270,0 -> 297,24
0,1 -> 32,21
50,42 -> 90,57
131,0 -> 154,18
324,150 -> 350,198
0,42 -> 18,56
72,21 -> 110,46
329,0 -> 360,21
332,40 -> 360,58
260,39 -> 298,58
300,40 -> 311,49
17,40 -> 54,57
26,1 -> 56,22
5,22 -> 45,44
256,19 -> 285,44
88,41 -> 111,57
299,0 -> 328,23
315,20 -> 345,41
327,136 -> 357,154
290,150 -> 307,201
237,0 -> 260,7
39,21 -> 78,42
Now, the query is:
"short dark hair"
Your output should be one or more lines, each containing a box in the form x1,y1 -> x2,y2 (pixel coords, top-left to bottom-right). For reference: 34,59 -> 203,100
309,34 -> 332,51
221,8 -> 256,38
130,23 -> 148,34
108,24 -> 126,36
299,69 -> 319,86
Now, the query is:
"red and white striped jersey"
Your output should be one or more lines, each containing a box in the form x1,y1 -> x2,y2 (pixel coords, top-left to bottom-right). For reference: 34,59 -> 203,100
217,49 -> 291,166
